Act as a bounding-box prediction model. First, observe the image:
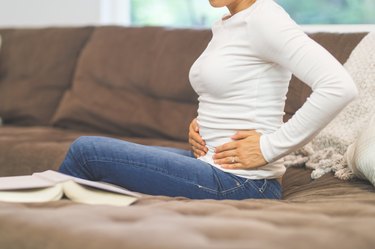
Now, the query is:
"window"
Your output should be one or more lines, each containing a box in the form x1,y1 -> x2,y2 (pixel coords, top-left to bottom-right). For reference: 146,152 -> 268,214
279,0 -> 375,24
130,0 -> 225,27
130,0 -> 375,27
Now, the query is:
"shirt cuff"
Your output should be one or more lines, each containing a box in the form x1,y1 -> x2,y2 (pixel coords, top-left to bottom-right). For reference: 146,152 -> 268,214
259,133 -> 274,163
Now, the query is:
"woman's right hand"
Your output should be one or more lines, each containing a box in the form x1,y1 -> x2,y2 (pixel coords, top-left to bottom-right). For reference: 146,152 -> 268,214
188,118 -> 208,158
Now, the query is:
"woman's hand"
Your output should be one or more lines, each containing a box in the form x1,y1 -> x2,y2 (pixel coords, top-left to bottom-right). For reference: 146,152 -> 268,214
188,118 -> 208,158
213,130 -> 267,169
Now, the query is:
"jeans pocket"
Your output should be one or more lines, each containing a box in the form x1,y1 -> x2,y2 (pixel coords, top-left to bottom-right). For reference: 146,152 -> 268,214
247,179 -> 282,199
197,169 -> 250,197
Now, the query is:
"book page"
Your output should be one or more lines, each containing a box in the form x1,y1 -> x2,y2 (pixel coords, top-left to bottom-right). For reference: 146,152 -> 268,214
0,175 -> 55,190
0,184 -> 63,203
62,181 -> 137,206
35,170 -> 141,197
33,170 -> 73,183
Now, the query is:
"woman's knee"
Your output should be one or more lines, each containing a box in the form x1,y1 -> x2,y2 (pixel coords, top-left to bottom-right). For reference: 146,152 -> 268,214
70,136 -> 95,151
59,136 -> 98,175
63,136 -> 98,164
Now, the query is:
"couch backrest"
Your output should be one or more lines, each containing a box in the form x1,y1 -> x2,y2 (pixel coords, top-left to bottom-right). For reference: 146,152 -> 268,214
0,27 -> 94,125
0,26 -> 368,141
51,26 -> 211,141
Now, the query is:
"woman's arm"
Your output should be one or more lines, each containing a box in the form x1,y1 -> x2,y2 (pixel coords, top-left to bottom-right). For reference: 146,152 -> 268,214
246,3 -> 358,163
191,2 -> 358,168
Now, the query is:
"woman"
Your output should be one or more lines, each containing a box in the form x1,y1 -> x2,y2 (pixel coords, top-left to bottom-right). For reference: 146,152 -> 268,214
59,0 -> 357,200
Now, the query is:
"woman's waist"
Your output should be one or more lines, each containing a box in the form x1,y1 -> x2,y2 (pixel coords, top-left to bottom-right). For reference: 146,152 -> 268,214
198,126 -> 267,151
198,151 -> 286,180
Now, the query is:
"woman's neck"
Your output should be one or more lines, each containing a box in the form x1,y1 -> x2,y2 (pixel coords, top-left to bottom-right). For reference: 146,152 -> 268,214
227,0 -> 257,16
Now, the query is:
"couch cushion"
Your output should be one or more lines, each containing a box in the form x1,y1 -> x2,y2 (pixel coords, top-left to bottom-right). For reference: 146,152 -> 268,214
283,32 -> 368,122
282,166 -> 375,203
0,177 -> 375,249
0,27 -> 93,125
0,126 -> 190,177
52,27 -> 209,141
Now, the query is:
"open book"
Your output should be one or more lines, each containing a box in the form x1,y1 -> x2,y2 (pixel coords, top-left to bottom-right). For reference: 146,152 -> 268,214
0,170 -> 141,206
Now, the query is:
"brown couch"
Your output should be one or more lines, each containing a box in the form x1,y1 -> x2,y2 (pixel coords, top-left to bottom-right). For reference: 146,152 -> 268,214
0,26 -> 374,249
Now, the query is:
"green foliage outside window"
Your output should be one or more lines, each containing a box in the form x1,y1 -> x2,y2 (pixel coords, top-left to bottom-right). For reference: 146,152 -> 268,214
279,0 -> 375,24
130,0 -> 375,27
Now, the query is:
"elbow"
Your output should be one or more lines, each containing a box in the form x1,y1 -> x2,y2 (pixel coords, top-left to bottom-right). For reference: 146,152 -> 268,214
341,76 -> 358,104
329,70 -> 358,105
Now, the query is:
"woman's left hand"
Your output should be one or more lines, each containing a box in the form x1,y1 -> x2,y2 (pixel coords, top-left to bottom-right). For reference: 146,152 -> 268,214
213,130 -> 268,170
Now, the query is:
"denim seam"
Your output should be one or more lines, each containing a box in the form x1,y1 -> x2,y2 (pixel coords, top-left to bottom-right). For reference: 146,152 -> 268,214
71,144 -> 96,180
247,179 -> 268,198
85,158 -> 254,196
211,166 -> 224,191
218,179 -> 249,195
193,177 -> 251,196
86,158 -> 222,194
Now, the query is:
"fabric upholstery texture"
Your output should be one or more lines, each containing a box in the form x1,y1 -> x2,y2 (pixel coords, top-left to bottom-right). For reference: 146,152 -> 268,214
0,169 -> 374,249
52,27 -> 209,141
0,28 -> 94,125
0,28 -> 373,249
0,126 -> 189,177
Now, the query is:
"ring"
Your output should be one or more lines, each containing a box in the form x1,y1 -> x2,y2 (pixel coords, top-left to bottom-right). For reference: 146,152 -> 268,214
231,157 -> 236,163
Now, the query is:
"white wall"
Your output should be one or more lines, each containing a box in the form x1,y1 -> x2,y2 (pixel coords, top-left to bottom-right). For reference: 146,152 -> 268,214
0,0 -> 131,28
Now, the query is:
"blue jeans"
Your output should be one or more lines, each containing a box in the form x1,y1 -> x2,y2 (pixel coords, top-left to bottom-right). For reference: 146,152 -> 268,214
59,136 -> 282,200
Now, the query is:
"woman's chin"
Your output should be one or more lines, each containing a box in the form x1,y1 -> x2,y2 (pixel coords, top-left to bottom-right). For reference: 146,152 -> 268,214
209,0 -> 228,8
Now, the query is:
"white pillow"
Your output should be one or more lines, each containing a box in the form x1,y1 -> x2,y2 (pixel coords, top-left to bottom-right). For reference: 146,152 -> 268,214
345,114 -> 375,186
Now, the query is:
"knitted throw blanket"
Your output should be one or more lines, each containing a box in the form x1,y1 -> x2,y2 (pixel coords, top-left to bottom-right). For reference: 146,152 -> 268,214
284,32 -> 375,180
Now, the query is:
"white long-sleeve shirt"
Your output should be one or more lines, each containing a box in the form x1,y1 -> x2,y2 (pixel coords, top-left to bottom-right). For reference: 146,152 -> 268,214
188,0 -> 358,179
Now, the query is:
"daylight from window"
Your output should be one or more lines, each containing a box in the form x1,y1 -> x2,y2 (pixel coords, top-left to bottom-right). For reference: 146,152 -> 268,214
130,0 -> 375,27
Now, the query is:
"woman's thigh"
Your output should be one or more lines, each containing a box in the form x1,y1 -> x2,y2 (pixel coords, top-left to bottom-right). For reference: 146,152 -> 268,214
59,136 -> 281,200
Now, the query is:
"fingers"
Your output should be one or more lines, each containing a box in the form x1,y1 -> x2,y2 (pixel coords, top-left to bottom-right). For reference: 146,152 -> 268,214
188,118 -> 208,158
213,130 -> 266,169
189,137 -> 207,157
214,141 -> 237,163
215,141 -> 236,153
189,118 -> 204,145
213,150 -> 237,164
189,130 -> 205,148
221,163 -> 243,169
231,130 -> 257,140
192,118 -> 199,132
188,129 -> 208,155
213,149 -> 236,160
